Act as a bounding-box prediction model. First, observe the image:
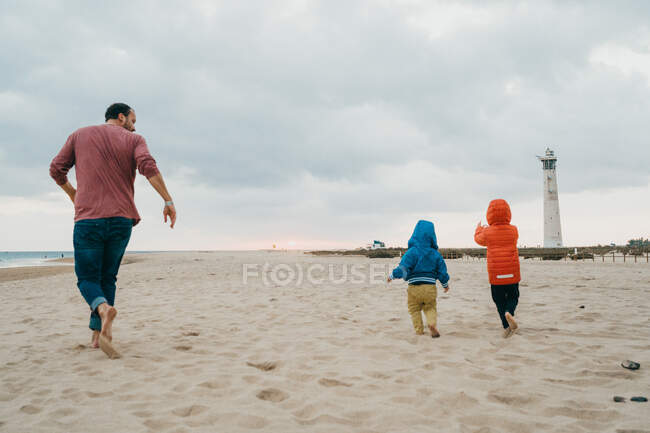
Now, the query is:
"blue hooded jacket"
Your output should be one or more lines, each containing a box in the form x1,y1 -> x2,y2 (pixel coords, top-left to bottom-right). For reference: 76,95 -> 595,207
390,220 -> 450,287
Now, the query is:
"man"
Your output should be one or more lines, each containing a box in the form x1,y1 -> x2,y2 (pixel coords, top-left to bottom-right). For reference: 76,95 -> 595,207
50,102 -> 176,358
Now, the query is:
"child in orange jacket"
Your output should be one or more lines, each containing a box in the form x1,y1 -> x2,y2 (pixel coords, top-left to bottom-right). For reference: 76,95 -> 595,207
474,199 -> 521,338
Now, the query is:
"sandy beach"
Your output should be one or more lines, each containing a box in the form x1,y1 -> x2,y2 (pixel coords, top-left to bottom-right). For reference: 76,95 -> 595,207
0,251 -> 648,432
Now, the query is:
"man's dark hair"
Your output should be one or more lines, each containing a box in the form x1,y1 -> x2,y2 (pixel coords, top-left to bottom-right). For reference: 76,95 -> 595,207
105,103 -> 132,121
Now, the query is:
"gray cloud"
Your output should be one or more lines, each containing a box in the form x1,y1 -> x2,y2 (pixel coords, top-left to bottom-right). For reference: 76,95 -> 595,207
1,0 -> 649,219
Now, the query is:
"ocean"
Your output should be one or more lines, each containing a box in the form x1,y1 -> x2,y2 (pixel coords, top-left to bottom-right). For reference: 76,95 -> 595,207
0,251 -> 155,268
0,251 -> 74,268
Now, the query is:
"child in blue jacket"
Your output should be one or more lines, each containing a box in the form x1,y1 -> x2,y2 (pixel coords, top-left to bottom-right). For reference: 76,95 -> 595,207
387,220 -> 450,338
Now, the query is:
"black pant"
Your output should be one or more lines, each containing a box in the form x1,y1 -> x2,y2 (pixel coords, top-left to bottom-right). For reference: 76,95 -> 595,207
491,283 -> 519,329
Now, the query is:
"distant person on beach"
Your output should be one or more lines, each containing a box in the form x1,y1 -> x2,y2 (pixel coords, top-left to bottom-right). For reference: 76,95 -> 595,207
49,102 -> 176,358
474,199 -> 520,338
387,220 -> 450,338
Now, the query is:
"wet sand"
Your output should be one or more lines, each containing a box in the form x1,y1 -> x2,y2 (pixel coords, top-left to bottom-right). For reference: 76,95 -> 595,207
0,265 -> 74,283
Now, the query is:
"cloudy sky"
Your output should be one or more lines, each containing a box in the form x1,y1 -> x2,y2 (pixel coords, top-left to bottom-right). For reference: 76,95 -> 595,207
1,1 -> 649,250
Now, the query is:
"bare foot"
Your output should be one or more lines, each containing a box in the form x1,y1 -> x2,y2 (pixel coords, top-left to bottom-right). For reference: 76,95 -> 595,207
97,304 -> 117,341
429,325 -> 440,338
91,331 -> 100,348
98,335 -> 121,359
502,328 -> 512,338
505,312 -> 518,333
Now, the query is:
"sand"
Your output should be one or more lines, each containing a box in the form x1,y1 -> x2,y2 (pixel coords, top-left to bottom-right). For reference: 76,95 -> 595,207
0,265 -> 74,283
0,251 -> 648,432
0,256 -> 142,283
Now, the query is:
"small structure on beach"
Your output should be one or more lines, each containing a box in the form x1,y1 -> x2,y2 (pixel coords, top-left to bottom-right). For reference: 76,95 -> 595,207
370,240 -> 386,249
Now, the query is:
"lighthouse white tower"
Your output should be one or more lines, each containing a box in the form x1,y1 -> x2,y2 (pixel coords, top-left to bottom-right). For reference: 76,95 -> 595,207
537,148 -> 563,247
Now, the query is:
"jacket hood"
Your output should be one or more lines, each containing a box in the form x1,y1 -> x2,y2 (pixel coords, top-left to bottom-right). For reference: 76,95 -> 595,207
408,220 -> 438,250
486,199 -> 512,225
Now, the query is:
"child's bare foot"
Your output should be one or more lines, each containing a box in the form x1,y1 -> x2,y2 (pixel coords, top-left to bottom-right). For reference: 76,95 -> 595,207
429,325 -> 440,338
415,331 -> 425,335
502,328 -> 512,338
91,331 -> 100,348
505,312 -> 518,333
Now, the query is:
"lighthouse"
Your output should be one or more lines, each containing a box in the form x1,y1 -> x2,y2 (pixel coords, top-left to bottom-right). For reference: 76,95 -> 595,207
537,148 -> 563,247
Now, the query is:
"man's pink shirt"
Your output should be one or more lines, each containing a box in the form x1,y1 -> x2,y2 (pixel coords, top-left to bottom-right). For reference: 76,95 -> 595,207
50,124 -> 159,225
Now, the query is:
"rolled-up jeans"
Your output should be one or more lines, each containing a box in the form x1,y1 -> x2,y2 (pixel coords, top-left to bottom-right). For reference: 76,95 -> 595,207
73,217 -> 133,330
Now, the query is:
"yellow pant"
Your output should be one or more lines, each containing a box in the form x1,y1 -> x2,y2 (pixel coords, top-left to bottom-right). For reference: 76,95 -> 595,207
407,284 -> 437,334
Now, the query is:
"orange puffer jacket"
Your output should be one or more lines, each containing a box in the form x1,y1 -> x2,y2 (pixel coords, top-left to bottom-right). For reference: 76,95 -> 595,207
474,199 -> 521,285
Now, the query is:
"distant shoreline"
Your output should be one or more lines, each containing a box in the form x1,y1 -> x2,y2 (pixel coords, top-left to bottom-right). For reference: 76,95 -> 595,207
0,254 -> 147,283
0,251 -> 153,270
0,265 -> 75,283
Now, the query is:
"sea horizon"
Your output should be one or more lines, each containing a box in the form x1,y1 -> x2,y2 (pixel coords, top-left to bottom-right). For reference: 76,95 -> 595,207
0,250 -> 156,269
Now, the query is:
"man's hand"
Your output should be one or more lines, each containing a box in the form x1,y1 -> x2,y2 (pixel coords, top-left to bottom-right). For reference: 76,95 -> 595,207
60,181 -> 76,204
387,276 -> 392,283
164,204 -> 176,228
444,284 -> 450,293
147,173 -> 176,228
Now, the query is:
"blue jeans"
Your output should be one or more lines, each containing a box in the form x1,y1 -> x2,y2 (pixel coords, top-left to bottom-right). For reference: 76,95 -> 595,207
73,217 -> 133,331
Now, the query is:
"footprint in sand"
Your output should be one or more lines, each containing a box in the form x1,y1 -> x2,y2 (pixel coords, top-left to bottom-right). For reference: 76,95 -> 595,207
364,371 -> 391,379
246,361 -> 277,371
391,395 -> 418,404
256,388 -> 289,402
143,419 -> 177,430
60,387 -> 79,396
50,407 -> 77,418
295,414 -> 359,427
318,378 -> 352,387
174,345 -> 192,351
437,391 -> 479,409
73,365 -> 91,373
312,355 -> 336,361
470,372 -> 498,381
542,406 -> 621,422
183,331 -> 200,337
242,375 -> 261,384
86,391 -> 113,398
172,404 -> 208,417
488,392 -> 537,407
292,404 -> 320,419
20,405 -> 41,414
198,379 -> 230,389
